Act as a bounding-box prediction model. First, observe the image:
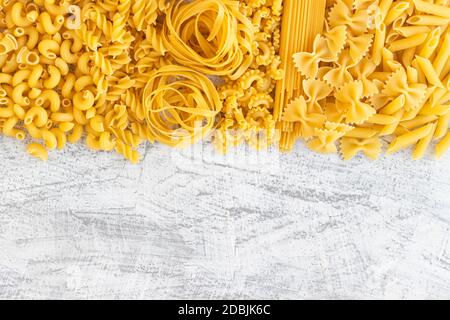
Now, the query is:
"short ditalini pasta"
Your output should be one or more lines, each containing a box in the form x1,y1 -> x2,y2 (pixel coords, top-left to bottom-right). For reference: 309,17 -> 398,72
284,0 -> 450,160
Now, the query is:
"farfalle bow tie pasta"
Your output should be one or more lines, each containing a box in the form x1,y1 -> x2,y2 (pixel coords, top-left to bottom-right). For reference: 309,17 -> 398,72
0,0 -> 448,162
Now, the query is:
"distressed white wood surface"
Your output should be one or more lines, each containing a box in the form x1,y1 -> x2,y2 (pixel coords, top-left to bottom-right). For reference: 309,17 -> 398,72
0,135 -> 449,300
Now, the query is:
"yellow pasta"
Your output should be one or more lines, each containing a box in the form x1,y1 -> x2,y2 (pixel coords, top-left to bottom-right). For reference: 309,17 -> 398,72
26,143 -> 48,161
284,0 -> 449,160
275,0 -> 327,152
436,132 -> 450,159
0,0 -> 448,163
143,65 -> 221,147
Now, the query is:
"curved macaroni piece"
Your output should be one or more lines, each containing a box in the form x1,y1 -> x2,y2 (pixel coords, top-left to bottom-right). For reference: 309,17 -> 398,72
26,143 -> 48,161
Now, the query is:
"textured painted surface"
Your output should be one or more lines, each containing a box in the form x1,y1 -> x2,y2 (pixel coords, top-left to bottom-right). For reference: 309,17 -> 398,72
0,135 -> 449,299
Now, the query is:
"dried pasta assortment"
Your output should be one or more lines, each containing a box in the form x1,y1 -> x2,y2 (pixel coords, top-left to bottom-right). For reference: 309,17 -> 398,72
0,0 -> 449,163
283,0 -> 450,160
0,0 -> 283,162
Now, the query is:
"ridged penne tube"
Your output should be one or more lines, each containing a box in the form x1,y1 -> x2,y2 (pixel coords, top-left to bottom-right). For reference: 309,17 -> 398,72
418,27 -> 442,59
401,115 -> 438,130
413,122 -> 437,160
436,132 -> 450,159
380,95 -> 406,115
368,114 -> 397,125
434,112 -> 450,140
396,26 -> 430,37
415,56 -> 444,88
433,33 -> 450,76
379,0 -> 394,19
407,15 -> 449,26
373,23 -> 386,66
389,33 -> 428,51
413,0 -> 450,19
385,1 -> 410,26
387,123 -> 434,154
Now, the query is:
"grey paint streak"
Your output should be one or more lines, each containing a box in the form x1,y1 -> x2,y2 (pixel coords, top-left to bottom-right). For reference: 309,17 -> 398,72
0,136 -> 449,299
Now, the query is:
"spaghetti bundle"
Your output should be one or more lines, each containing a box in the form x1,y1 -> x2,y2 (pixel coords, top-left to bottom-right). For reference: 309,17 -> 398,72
274,0 -> 328,151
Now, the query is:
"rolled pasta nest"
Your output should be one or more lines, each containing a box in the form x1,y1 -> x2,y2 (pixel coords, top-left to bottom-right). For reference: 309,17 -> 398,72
143,65 -> 222,147
0,0 -> 449,163
162,0 -> 255,80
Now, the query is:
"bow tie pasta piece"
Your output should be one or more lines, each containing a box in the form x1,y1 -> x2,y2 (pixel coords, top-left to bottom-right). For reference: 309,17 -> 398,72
282,96 -> 327,138
293,25 -> 347,79
328,0 -> 371,34
307,128 -> 346,154
323,49 -> 356,87
340,136 -> 382,160
347,33 -> 374,64
335,80 -> 376,124
350,58 -> 379,97
379,67 -> 428,112
303,79 -> 333,113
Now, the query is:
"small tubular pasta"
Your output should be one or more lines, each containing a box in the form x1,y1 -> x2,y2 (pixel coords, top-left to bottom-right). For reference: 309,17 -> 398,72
436,132 -> 450,159
26,143 -> 48,161
387,123 -> 435,154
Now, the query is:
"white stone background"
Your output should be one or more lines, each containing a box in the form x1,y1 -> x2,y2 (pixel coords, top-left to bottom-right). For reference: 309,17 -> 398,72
0,135 -> 449,300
